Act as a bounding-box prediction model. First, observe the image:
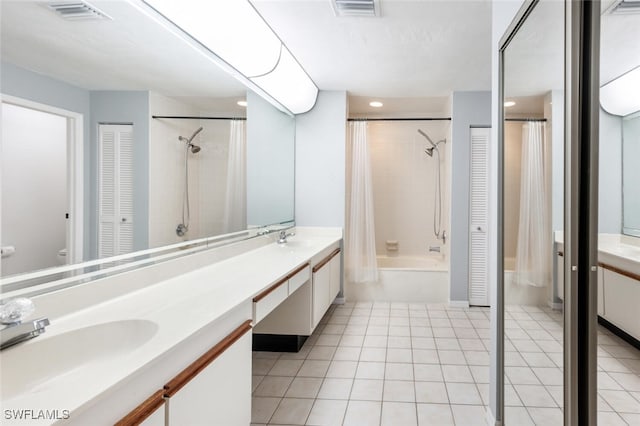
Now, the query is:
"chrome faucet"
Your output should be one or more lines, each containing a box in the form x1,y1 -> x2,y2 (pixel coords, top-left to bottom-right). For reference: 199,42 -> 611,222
277,230 -> 295,244
0,298 -> 50,350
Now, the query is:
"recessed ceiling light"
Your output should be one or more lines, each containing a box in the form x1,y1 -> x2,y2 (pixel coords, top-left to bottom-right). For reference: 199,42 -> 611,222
237,100 -> 247,107
369,101 -> 383,108
504,101 -> 516,107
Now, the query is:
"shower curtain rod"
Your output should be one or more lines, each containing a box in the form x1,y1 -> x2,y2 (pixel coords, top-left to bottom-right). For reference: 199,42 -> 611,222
347,117 -> 452,122
505,118 -> 547,122
152,115 -> 247,120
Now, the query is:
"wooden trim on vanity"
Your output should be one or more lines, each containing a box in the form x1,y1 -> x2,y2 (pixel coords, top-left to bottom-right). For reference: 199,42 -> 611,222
557,252 -> 639,280
312,249 -> 341,273
252,263 -> 310,303
115,389 -> 165,426
163,320 -> 252,398
598,262 -> 640,282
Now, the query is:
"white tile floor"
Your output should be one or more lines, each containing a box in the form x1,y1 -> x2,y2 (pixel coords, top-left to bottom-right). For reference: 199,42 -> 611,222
251,302 -> 640,425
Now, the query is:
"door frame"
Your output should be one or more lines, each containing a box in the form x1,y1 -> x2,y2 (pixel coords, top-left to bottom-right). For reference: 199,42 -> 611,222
1,94 -> 84,264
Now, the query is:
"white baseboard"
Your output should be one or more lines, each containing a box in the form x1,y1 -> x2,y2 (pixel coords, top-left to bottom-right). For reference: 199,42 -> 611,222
547,300 -> 563,310
449,300 -> 470,308
486,407 -> 499,426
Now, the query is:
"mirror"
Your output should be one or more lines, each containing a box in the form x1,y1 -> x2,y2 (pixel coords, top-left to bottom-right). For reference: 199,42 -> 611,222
501,0 -> 565,423
600,5 -> 640,238
622,112 -> 640,236
1,1 -> 294,285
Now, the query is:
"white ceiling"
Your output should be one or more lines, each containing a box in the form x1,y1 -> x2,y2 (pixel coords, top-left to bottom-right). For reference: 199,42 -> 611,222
0,0 -> 248,108
3,1 -> 635,116
251,0 -> 492,101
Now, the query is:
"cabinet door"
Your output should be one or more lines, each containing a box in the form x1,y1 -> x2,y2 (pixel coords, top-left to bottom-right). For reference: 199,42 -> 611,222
329,254 -> 341,302
312,265 -> 330,328
556,253 -> 564,300
140,406 -> 165,426
167,330 -> 252,425
597,266 -> 604,316
603,269 -> 640,339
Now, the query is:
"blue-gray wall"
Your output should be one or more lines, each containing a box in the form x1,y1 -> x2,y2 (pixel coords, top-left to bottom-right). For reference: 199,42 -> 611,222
1,62 -> 150,259
450,91 -> 492,302
246,90 -> 295,227
295,91 -> 347,227
89,91 -> 149,258
1,61 -> 92,258
599,108 -> 622,233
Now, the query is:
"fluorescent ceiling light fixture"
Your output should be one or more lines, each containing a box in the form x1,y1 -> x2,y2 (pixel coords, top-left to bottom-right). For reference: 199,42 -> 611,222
369,101 -> 383,107
237,100 -> 248,107
141,0 -> 318,114
601,66 -> 640,116
504,101 -> 516,107
251,47 -> 318,114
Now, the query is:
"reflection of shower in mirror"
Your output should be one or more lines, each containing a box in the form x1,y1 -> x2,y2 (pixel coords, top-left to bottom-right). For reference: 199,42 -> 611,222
176,127 -> 203,237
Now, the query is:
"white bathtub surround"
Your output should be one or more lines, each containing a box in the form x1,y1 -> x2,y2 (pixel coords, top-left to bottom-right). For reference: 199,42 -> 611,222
346,255 -> 449,303
223,119 -> 247,233
367,120 -> 451,260
0,227 -> 342,425
504,257 -> 548,306
346,121 -> 378,283
515,122 -> 551,288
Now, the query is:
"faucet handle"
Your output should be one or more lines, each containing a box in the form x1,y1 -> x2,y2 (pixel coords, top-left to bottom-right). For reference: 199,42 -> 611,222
0,298 -> 35,325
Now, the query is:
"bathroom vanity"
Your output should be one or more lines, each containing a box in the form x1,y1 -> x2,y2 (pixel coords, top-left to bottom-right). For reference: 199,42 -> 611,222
555,233 -> 640,345
0,227 -> 342,426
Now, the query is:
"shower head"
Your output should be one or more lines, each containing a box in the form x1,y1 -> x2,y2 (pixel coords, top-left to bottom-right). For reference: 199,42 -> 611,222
417,129 -> 436,147
190,144 -> 201,154
425,147 -> 435,157
179,126 -> 204,144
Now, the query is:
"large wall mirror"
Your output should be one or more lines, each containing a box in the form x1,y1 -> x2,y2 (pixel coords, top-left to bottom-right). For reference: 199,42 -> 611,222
0,1 -> 295,290
622,112 -> 640,236
500,0 -> 565,423
600,3 -> 640,238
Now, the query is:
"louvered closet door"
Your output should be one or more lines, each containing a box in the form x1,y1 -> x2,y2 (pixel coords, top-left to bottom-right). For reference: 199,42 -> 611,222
469,127 -> 490,306
98,124 -> 134,258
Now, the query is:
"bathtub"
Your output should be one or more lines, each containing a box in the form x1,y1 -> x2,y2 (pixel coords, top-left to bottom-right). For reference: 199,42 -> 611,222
347,254 -> 449,303
504,256 -> 550,306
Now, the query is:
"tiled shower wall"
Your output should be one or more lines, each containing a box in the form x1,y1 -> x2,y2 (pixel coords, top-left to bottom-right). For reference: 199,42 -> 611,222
367,121 -> 451,259
148,92 -> 230,248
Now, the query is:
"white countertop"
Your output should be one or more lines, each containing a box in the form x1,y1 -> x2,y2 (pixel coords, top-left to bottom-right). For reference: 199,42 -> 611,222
555,232 -> 640,276
0,227 -> 342,425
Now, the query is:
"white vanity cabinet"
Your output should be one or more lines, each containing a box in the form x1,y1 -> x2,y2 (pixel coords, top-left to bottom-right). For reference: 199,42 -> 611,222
115,390 -> 165,426
556,251 -> 564,300
602,267 -> 640,340
164,320 -> 252,426
312,249 -> 341,328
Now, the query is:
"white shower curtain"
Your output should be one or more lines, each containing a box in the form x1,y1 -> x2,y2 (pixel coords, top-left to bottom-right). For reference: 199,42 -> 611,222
223,120 -> 246,233
515,121 -> 550,287
346,121 -> 378,283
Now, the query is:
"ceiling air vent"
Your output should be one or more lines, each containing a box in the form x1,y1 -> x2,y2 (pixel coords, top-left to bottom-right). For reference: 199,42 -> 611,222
47,1 -> 112,21
606,0 -> 640,15
332,0 -> 379,17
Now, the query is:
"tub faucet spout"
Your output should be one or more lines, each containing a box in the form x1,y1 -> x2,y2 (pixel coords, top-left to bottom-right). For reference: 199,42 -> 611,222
429,246 -> 441,253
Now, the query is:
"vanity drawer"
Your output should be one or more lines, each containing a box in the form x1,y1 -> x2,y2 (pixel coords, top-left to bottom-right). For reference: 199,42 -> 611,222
253,278 -> 289,323
289,264 -> 310,294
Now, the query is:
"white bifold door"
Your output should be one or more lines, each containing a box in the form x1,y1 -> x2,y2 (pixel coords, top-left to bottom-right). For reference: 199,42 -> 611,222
98,124 -> 134,258
469,127 -> 490,306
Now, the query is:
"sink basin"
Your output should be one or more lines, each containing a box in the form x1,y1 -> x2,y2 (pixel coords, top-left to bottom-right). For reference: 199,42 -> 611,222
0,319 -> 158,399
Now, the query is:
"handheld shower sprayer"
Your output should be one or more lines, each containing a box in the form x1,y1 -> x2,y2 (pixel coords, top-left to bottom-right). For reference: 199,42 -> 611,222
418,128 -> 447,244
179,126 -> 203,154
176,126 -> 203,236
